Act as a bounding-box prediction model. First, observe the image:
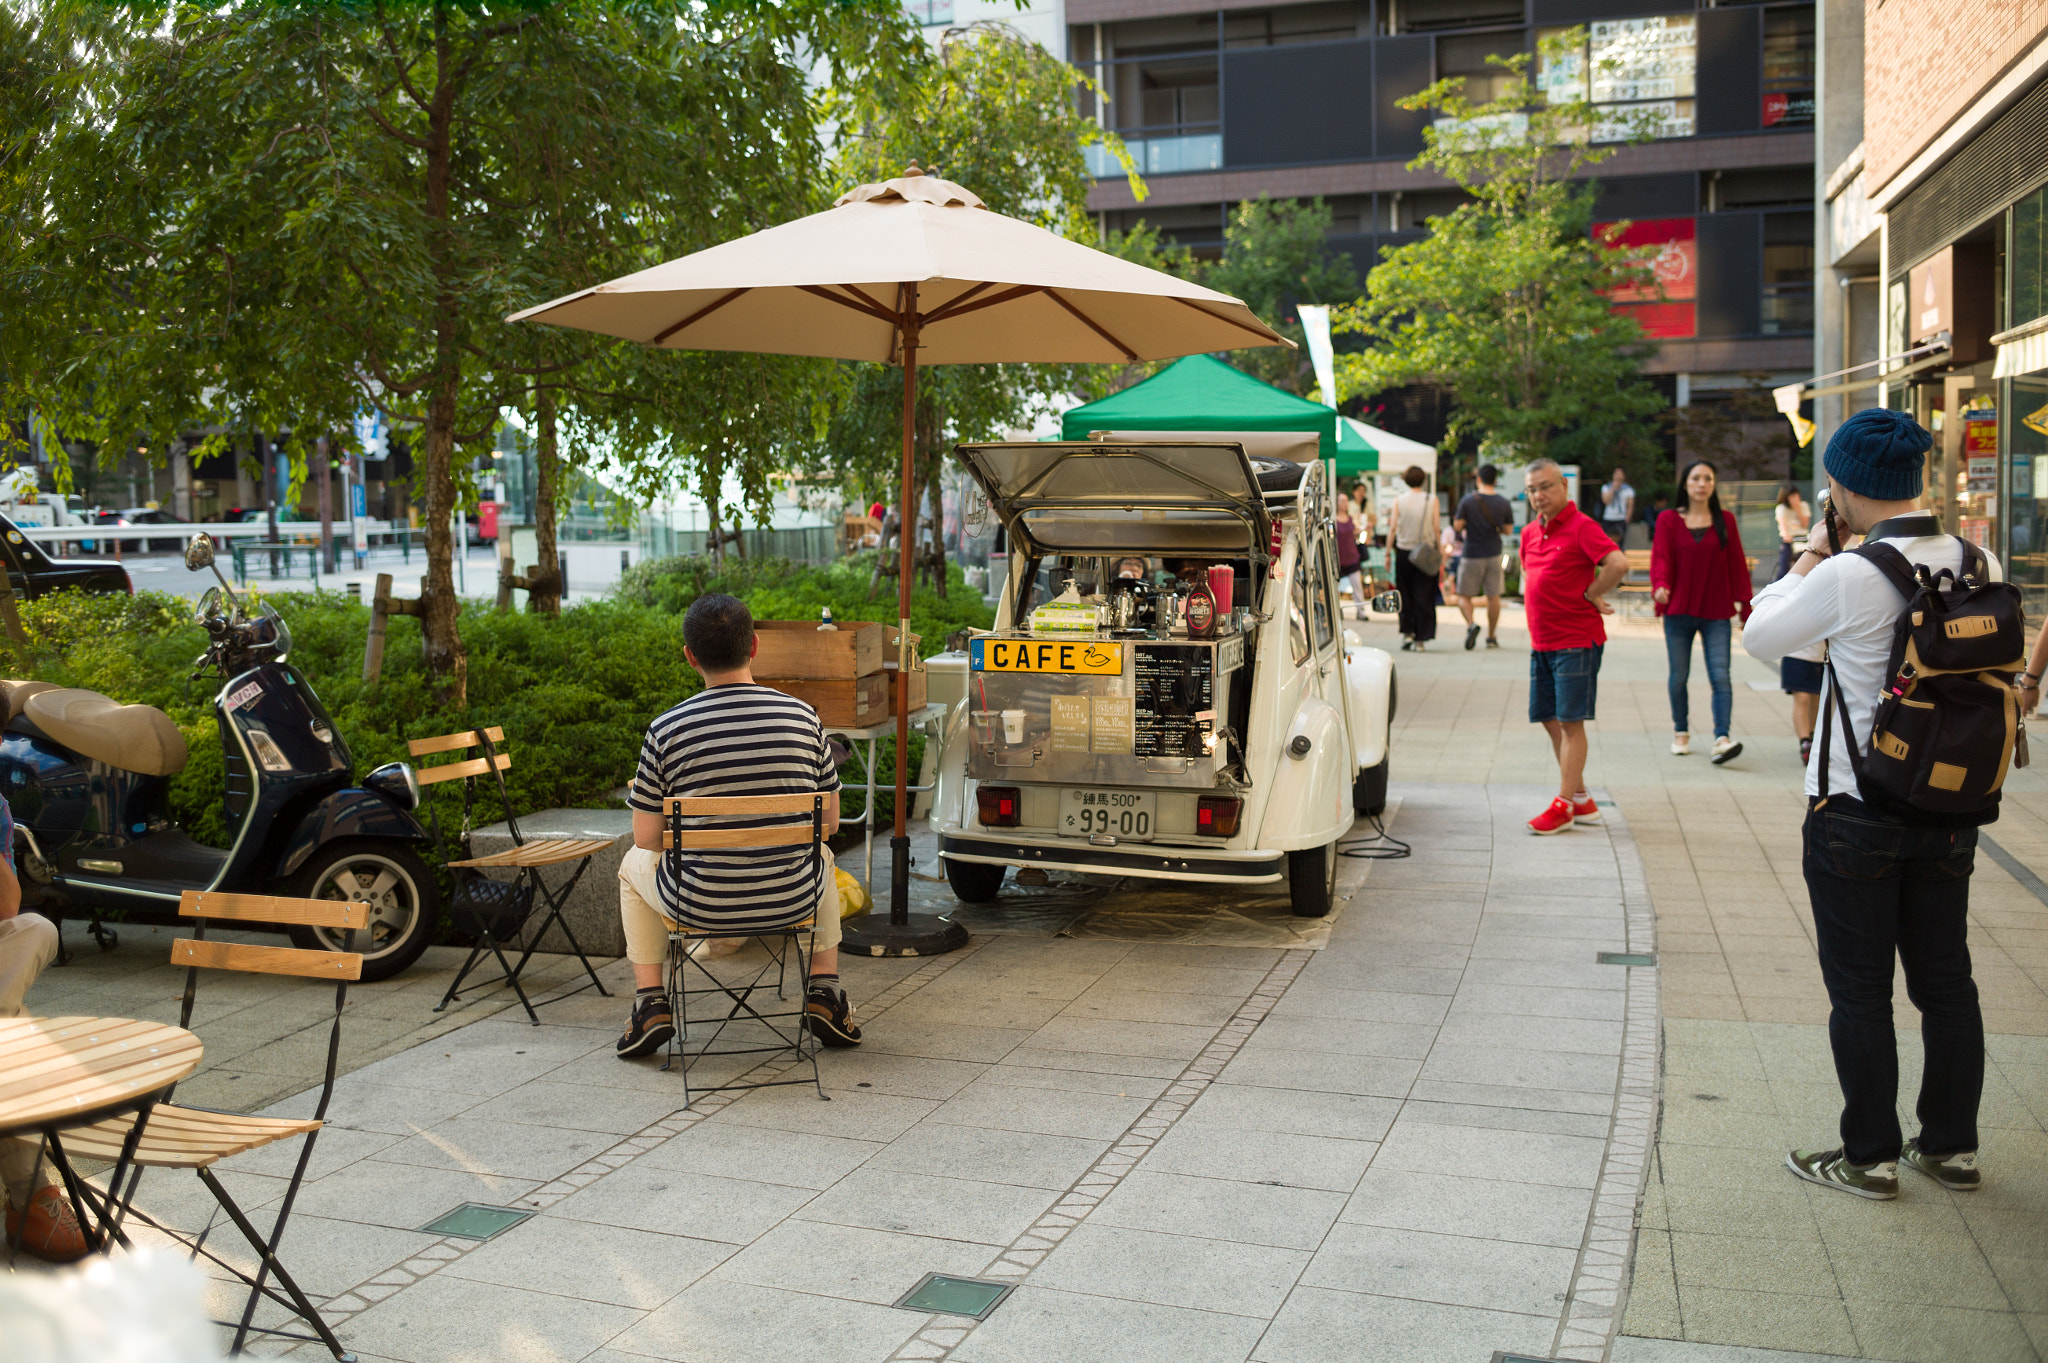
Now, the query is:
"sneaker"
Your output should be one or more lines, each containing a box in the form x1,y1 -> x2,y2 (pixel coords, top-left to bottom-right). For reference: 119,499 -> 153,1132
1671,733 -> 1691,756
1570,794 -> 1602,824
1712,736 -> 1743,765
1528,797 -> 1576,835
1485,637 -> 1500,648
616,991 -> 675,1058
805,981 -> 864,1047
1786,1147 -> 1898,1200
1465,624 -> 1481,651
1901,1139 -> 1980,1190
5,1187 -> 90,1263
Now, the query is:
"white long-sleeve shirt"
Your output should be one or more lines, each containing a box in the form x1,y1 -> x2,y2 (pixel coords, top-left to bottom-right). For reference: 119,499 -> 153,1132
1743,519 -> 2002,801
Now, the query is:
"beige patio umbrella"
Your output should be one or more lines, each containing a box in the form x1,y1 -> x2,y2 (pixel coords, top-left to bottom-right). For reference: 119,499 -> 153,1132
510,168 -> 1289,954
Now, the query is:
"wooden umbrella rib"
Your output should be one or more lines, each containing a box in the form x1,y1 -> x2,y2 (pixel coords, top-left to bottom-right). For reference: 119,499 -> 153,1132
1045,290 -> 1138,362
921,283 -> 1043,327
798,284 -> 902,326
652,288 -> 750,345
1172,295 -> 1286,344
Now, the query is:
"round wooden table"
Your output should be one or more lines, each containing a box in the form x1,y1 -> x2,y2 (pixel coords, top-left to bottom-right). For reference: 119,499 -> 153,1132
0,1015 -> 204,1253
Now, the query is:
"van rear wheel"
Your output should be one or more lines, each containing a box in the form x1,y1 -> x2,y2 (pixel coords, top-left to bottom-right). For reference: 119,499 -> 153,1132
944,858 -> 1006,903
1288,842 -> 1337,918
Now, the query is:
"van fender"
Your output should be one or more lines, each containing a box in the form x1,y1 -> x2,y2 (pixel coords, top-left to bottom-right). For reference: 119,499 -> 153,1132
1341,637 -> 1395,770
1258,697 -> 1355,852
275,788 -> 432,879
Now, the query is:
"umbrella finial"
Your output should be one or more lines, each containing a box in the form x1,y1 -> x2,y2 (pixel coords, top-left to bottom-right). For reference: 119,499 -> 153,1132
903,164 -> 923,177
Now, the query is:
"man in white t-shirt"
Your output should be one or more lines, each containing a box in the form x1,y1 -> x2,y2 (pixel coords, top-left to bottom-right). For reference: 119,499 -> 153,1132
1599,468 -> 1634,547
1744,408 -> 1993,1204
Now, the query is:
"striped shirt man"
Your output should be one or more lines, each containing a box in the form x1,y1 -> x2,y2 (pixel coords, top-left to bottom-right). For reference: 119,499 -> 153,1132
628,683 -> 839,932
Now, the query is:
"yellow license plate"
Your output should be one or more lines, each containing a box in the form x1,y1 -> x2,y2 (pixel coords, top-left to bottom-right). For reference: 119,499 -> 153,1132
970,638 -> 1123,675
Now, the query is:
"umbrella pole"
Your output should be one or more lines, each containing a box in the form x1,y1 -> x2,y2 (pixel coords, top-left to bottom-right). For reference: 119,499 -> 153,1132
842,282 -> 967,958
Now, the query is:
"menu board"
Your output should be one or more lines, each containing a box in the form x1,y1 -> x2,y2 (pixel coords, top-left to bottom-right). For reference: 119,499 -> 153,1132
1590,17 -> 1697,102
1132,644 -> 1215,760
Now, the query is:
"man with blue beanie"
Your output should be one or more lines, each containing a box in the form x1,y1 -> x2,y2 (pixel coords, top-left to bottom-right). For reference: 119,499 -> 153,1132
1745,407 -> 1997,1201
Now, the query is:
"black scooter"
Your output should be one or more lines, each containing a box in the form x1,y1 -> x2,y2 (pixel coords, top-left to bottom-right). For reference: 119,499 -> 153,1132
5,535 -> 441,980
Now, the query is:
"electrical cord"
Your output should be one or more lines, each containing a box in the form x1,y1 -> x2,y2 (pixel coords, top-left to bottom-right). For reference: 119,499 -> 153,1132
1339,812 -> 1410,859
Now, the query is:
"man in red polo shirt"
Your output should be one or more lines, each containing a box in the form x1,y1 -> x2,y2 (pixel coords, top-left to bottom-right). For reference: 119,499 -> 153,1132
1519,459 -> 1629,834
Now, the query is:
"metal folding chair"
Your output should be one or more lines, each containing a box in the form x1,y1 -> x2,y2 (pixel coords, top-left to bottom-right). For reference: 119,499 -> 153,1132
61,890 -> 367,1360
660,792 -> 830,1109
410,726 -> 612,1024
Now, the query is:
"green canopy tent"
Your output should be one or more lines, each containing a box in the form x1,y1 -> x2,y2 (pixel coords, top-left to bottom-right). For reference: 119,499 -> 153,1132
1061,354 -> 1337,456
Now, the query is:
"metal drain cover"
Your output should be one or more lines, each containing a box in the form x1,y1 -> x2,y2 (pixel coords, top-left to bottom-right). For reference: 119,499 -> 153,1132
419,1203 -> 535,1241
893,1273 -> 1016,1320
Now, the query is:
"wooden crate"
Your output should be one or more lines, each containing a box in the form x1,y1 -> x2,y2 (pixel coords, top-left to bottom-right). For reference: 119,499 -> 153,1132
884,661 -> 929,716
752,620 -> 884,680
759,673 -> 890,729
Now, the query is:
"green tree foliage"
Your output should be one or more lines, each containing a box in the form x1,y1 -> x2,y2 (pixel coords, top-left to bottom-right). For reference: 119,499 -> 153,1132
1199,198 -> 1360,396
819,23 -> 1136,597
1332,29 -> 1665,466
1,0 -> 919,702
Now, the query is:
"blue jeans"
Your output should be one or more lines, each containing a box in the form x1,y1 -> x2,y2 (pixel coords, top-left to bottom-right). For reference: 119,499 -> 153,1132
1803,799 -> 1982,1163
1663,614 -> 1732,737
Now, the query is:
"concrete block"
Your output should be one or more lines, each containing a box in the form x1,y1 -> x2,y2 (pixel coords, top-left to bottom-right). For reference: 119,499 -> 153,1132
469,807 -> 632,958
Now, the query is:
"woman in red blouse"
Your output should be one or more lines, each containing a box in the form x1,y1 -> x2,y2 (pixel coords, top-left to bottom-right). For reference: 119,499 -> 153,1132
1652,459 -> 1753,763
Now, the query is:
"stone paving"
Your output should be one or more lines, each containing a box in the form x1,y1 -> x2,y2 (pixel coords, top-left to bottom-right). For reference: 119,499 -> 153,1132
8,600 -> 2044,1363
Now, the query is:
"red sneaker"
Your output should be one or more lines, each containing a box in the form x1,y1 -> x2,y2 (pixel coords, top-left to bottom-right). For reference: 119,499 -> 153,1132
1570,795 -> 1601,824
1528,797 -> 1576,835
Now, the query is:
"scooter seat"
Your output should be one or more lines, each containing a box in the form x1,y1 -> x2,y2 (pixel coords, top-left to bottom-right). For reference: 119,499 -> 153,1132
22,688 -> 187,777
0,679 -> 61,726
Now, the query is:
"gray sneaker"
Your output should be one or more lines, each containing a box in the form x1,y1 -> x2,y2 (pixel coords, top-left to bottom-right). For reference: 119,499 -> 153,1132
1901,1139 -> 1980,1190
1787,1148 -> 1898,1200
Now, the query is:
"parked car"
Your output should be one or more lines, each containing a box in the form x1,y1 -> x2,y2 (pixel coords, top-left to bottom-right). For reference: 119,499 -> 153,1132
0,513 -> 131,598
928,434 -> 1396,919
117,506 -> 189,552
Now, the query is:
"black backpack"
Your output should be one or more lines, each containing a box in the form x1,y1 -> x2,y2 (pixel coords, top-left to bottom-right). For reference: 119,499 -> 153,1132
1820,539 -> 2028,826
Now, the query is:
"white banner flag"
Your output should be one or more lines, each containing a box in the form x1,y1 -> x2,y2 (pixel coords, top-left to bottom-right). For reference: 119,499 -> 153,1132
1298,305 -> 1337,409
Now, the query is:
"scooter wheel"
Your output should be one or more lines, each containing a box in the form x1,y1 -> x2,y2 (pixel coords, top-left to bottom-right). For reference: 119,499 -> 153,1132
287,840 -> 441,982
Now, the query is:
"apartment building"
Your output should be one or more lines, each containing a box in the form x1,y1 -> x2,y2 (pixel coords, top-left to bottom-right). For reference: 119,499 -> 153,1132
1809,1 -> 2048,616
1062,0 -> 1819,446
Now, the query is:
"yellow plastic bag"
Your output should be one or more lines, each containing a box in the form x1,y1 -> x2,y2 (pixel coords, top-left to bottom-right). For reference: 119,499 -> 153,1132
835,866 -> 871,917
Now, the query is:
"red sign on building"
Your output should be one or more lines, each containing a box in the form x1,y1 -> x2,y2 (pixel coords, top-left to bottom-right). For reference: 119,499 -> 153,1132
1594,217 -> 1697,339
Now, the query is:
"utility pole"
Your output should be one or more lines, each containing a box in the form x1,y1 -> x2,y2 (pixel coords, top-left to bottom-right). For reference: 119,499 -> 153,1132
259,432 -> 281,577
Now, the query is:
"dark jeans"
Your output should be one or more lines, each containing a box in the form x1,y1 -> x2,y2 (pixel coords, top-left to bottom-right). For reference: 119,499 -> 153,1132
1663,614 -> 1732,737
1394,552 -> 1437,641
1802,799 -> 1984,1164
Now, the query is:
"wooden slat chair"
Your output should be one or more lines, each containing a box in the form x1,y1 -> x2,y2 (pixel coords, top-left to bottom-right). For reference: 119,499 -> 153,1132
659,793 -> 831,1110
61,890 -> 367,1360
409,726 -> 612,1025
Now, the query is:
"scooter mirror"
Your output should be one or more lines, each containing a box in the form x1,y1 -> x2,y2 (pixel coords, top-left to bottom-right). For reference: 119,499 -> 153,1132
184,534 -> 216,571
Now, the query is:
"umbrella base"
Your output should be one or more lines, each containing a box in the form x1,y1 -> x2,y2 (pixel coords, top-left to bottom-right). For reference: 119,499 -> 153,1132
840,914 -> 969,957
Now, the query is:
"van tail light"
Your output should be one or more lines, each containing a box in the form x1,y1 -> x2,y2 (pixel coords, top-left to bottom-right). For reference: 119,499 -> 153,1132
976,785 -> 1021,828
1196,796 -> 1242,838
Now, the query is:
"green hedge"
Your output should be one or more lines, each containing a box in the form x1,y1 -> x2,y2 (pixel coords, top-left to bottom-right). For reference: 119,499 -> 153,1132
17,556 -> 990,852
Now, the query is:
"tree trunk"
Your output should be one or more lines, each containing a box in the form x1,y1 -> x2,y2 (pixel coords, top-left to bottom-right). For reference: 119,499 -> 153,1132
915,394 -> 946,598
705,484 -> 723,568
314,435 -> 334,573
415,6 -> 467,705
529,386 -> 562,615
0,566 -> 28,651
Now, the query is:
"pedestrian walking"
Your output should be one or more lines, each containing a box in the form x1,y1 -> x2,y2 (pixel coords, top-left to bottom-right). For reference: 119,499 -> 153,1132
1335,492 -> 1365,618
1652,459 -> 1753,763
1781,639 -> 1824,766
1391,465 -> 1439,651
1745,407 -> 2017,1201
1452,462 -> 1512,650
1599,467 -> 1635,547
1519,458 -> 1628,834
1774,482 -> 1811,580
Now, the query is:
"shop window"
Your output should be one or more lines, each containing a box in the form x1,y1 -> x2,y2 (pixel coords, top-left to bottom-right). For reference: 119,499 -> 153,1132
1538,16 -> 1695,142
2013,185 -> 2048,326
1438,31 -> 1525,103
1761,211 -> 1814,336
1761,6 -> 1815,128
1224,3 -> 1370,49
1595,216 -> 1697,339
2007,376 -> 2048,620
1388,0 -> 1522,34
904,0 -> 951,25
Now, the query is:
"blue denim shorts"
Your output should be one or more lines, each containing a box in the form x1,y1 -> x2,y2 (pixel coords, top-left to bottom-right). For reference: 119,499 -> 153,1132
1530,645 -> 1603,724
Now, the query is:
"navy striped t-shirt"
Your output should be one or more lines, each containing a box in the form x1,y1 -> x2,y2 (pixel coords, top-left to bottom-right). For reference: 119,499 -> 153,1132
629,683 -> 839,931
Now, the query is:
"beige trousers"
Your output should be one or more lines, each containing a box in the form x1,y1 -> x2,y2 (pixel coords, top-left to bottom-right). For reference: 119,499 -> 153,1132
1,913 -> 61,1207
617,846 -> 842,968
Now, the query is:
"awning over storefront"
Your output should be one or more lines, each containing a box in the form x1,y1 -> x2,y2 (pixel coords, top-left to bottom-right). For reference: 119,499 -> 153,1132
1061,354 -> 1337,456
1993,315 -> 2048,379
1769,332 -> 1954,442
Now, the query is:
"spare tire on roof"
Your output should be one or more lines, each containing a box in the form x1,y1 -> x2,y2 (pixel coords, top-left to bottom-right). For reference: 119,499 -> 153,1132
1252,456 -> 1306,492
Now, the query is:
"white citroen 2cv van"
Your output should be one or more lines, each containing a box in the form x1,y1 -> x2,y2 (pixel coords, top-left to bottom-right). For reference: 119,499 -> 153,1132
927,433 -> 1396,918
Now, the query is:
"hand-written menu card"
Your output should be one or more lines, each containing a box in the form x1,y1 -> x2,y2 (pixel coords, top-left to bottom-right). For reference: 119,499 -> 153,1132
1091,696 -> 1135,755
1050,696 -> 1092,753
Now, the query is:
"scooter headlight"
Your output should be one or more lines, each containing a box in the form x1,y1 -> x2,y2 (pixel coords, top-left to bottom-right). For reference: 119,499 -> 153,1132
364,761 -> 421,811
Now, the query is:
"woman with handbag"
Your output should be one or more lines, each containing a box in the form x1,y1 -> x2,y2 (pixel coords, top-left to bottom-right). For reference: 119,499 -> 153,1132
1392,465 -> 1440,651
